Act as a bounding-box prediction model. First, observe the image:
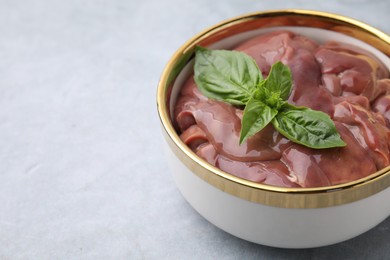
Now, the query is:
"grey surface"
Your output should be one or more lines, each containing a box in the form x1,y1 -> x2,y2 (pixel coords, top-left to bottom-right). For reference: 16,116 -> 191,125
0,0 -> 389,259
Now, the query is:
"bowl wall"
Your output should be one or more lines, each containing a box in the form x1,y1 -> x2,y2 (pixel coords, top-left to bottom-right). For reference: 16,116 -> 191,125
165,146 -> 390,248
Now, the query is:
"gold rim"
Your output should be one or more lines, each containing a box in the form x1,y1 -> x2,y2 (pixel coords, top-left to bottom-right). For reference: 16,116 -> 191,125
157,10 -> 390,208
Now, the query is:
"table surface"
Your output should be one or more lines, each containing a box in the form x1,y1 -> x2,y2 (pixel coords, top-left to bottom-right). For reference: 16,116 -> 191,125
1,0 -> 389,259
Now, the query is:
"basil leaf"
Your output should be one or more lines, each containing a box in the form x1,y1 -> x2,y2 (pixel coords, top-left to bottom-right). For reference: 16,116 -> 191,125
192,47 -> 346,149
260,61 -> 292,100
272,104 -> 346,149
239,98 -> 278,144
194,46 -> 262,106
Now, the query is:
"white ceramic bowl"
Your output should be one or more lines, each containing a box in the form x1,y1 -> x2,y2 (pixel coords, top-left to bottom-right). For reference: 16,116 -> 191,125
157,10 -> 390,248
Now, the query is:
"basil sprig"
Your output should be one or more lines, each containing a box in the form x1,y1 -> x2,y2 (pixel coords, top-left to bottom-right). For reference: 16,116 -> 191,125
193,46 -> 346,149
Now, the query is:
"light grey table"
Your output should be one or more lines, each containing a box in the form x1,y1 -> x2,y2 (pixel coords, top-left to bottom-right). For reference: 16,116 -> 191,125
0,0 -> 389,259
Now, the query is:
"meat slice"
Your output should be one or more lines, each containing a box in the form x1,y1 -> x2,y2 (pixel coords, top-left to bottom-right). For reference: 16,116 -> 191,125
192,100 -> 290,161
316,47 -> 379,101
320,41 -> 389,79
180,125 -> 208,151
334,101 -> 390,169
196,143 -> 299,187
281,123 -> 377,187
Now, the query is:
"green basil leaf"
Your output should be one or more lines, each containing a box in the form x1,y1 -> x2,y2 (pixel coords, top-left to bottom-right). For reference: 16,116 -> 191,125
272,104 -> 346,149
260,61 -> 292,100
240,98 -> 278,144
253,83 -> 268,102
193,47 -> 346,149
194,46 -> 262,106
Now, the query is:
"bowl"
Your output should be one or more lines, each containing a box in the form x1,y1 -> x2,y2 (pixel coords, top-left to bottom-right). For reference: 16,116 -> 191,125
156,10 -> 390,248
